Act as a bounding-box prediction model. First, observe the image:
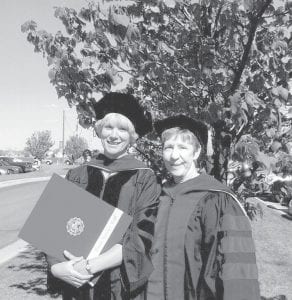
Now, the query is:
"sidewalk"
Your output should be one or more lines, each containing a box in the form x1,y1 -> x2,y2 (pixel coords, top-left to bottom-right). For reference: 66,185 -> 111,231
0,167 -> 68,262
0,166 -> 68,299
0,177 -> 51,189
0,164 -> 70,299
0,245 -> 61,299
251,198 -> 292,220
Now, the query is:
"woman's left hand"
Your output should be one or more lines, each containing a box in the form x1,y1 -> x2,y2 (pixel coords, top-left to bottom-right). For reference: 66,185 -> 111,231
51,254 -> 92,288
64,250 -> 91,275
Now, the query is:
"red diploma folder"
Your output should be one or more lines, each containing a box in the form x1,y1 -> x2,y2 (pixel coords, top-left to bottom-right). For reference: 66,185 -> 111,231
19,173 -> 132,262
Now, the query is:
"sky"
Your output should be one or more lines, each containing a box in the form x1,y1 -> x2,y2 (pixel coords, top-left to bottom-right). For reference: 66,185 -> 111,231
0,0 -> 97,151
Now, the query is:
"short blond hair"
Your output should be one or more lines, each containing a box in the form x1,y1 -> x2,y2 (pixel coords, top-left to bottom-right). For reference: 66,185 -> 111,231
161,127 -> 201,152
95,113 -> 138,145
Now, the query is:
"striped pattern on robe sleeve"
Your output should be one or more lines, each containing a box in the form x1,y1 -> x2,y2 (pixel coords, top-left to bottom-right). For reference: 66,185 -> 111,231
217,195 -> 260,300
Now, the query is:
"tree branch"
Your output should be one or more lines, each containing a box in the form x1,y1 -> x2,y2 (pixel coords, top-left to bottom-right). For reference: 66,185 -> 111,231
175,61 -> 191,74
182,6 -> 192,21
144,76 -> 174,102
155,61 -> 198,96
225,0 -> 272,98
213,2 -> 224,36
169,15 -> 185,27
263,9 -> 291,18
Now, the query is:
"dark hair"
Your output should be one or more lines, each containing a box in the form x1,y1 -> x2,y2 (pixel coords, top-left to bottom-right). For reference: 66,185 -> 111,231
82,149 -> 91,157
154,115 -> 208,153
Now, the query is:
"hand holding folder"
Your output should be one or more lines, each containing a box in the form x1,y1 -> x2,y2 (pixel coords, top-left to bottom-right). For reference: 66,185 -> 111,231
19,173 -> 132,287
50,254 -> 93,288
64,249 -> 114,287
67,253 -> 103,287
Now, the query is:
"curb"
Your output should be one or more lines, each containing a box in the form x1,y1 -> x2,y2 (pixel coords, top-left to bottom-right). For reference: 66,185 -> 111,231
0,174 -> 66,266
0,175 -> 65,189
248,197 -> 291,217
0,239 -> 29,266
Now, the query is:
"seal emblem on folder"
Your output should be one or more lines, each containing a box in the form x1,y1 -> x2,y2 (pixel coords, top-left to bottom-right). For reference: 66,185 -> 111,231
66,217 -> 85,236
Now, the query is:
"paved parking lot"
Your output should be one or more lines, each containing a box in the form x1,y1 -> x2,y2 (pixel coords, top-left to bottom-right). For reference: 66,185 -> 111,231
0,163 -> 70,183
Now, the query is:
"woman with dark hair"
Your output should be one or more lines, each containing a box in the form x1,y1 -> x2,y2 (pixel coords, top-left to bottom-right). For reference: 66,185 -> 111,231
47,93 -> 160,300
147,115 -> 260,300
82,149 -> 92,163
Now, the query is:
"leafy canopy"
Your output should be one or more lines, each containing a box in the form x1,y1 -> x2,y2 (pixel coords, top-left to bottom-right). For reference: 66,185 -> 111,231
22,0 -> 292,181
64,135 -> 88,161
25,130 -> 54,159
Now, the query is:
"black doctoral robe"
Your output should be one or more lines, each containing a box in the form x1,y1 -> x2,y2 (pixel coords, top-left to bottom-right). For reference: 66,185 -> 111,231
47,154 -> 160,300
147,174 -> 260,300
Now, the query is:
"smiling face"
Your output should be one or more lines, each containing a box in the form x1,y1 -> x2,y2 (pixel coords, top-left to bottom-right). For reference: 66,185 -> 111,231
162,128 -> 201,183
96,113 -> 137,159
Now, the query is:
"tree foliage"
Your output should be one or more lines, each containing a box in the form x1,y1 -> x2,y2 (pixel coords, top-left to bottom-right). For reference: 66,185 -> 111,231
25,130 -> 54,159
22,0 -> 292,183
64,135 -> 88,161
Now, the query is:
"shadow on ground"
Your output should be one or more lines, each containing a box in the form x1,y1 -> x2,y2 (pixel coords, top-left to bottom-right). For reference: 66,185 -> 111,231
7,246 -> 59,298
261,296 -> 287,300
4,245 -> 289,300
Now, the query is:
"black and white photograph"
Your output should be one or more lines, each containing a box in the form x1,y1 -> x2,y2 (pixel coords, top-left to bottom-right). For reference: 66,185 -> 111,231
0,0 -> 291,299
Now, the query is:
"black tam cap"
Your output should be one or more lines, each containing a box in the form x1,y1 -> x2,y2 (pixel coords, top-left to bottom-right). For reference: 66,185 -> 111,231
93,93 -> 152,137
154,115 -> 208,149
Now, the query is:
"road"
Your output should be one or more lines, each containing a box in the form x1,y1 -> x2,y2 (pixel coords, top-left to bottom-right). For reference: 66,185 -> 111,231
0,181 -> 48,249
0,179 -> 62,300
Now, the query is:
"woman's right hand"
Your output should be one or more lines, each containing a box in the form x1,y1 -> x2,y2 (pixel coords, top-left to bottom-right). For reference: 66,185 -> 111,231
51,256 -> 93,288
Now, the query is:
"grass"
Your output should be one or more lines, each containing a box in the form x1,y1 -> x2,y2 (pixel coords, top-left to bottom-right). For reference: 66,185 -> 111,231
249,198 -> 292,299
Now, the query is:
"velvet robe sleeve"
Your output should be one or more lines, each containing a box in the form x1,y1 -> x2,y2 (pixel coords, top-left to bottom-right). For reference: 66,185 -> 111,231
200,192 -> 260,300
121,170 -> 160,294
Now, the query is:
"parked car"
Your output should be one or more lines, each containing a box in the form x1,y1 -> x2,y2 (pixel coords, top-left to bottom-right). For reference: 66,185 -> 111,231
0,167 -> 10,175
64,158 -> 73,165
44,158 -> 53,165
33,159 -> 41,171
0,156 -> 33,173
288,199 -> 292,216
0,161 -> 22,173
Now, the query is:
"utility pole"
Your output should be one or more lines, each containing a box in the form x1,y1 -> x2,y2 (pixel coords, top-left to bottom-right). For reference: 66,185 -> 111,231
62,110 -> 65,157
76,121 -> 79,137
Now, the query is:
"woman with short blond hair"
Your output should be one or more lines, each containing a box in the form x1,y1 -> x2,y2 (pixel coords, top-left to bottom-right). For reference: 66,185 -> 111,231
47,93 -> 160,300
